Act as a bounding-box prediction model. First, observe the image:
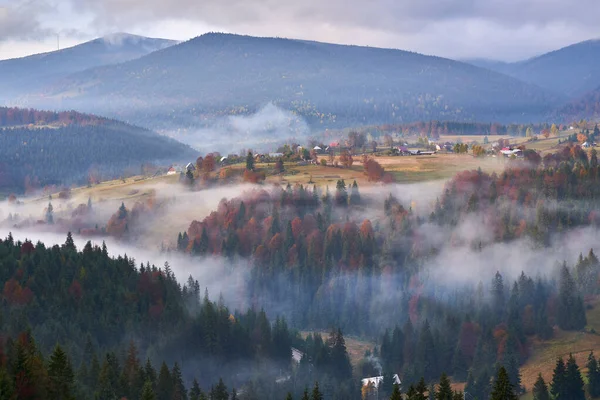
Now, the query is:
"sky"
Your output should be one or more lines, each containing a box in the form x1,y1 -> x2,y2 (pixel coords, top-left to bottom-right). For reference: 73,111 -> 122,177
1,0 -> 600,62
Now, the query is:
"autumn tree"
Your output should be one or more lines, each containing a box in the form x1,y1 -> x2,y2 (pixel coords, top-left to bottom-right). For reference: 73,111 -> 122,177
551,124 -> 559,136
202,154 -> 216,174
339,150 -> 354,168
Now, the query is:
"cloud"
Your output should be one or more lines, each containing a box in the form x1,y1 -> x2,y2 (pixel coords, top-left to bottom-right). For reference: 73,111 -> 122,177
65,0 -> 600,61
0,2 -> 53,42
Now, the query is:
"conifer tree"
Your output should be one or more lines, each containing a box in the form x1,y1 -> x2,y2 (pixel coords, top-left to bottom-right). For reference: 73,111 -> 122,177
490,366 -> 517,400
47,344 -> 75,400
156,362 -> 172,400
389,383 -> 402,400
551,357 -> 567,400
588,352 -> 600,398
189,379 -> 202,400
565,354 -> 585,400
140,380 -> 156,400
311,382 -> 323,400
532,374 -> 550,400
436,373 -> 453,400
246,151 -> 255,171
210,378 -> 228,400
170,362 -> 187,400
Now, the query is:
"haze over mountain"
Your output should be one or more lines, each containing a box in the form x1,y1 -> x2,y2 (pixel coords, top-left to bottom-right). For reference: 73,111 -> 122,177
463,39 -> 600,99
0,33 -> 176,104
0,107 -> 197,193
13,33 -> 561,131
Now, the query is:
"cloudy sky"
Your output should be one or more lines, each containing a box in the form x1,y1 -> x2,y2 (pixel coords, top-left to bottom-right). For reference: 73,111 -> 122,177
1,0 -> 599,61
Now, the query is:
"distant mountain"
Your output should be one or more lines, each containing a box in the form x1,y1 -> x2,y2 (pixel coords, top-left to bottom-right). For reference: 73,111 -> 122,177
464,40 -> 600,99
0,33 -> 176,103
555,86 -> 600,122
460,58 -> 512,74
18,33 -> 561,130
0,107 -> 197,193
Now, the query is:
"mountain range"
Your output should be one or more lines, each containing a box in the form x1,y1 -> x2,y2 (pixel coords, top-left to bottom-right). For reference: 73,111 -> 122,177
0,33 -> 176,103
464,39 -> 600,99
3,32 -> 600,131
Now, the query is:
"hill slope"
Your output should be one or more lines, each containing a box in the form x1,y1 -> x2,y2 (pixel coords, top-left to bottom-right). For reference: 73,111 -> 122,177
0,33 -> 176,103
0,108 -> 197,193
24,33 -> 561,129
464,39 -> 600,98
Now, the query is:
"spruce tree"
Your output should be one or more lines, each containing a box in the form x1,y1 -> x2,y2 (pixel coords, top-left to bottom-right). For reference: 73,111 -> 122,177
565,354 -> 585,400
210,378 -> 228,400
170,362 -> 187,400
532,374 -> 550,400
189,379 -> 202,400
551,357 -> 567,400
141,380 -> 156,400
156,362 -> 172,400
490,366 -> 517,400
436,373 -> 453,400
47,344 -> 75,400
311,382 -> 323,400
246,151 -> 255,171
588,352 -> 600,398
390,384 -> 402,400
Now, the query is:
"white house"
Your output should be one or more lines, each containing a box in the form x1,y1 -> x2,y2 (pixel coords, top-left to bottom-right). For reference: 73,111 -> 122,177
361,374 -> 401,389
166,167 -> 177,176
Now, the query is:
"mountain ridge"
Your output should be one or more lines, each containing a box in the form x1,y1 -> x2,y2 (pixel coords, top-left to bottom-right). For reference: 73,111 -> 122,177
17,32 -> 562,130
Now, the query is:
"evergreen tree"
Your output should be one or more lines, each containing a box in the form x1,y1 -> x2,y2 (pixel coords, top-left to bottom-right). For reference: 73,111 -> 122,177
189,379 -> 202,400
588,352 -> 600,398
390,384 -> 402,400
118,202 -> 128,219
46,202 -> 54,224
436,373 -> 453,400
311,382 -> 323,400
64,231 -> 76,251
246,151 -> 255,171
557,263 -> 587,330
301,388 -> 310,400
156,362 -> 172,400
170,362 -> 187,400
551,357 -> 567,400
349,180 -> 361,205
532,374 -> 550,400
210,378 -> 228,400
141,380 -> 156,400
490,366 -> 517,400
565,354 -> 585,400
47,344 -> 75,400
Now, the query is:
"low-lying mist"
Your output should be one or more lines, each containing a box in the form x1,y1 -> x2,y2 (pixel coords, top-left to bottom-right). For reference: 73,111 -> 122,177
172,103 -> 313,154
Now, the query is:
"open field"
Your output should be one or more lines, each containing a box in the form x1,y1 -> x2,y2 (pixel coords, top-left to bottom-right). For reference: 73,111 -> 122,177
519,297 -> 600,394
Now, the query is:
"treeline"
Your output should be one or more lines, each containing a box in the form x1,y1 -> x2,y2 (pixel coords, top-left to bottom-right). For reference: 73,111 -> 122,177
0,233 -> 363,399
0,233 -> 295,390
0,107 -> 106,127
329,121 -> 567,139
172,145 -> 600,388
0,117 -> 197,193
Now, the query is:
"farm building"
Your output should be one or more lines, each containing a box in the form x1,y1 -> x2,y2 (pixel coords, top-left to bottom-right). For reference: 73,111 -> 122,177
361,374 -> 401,389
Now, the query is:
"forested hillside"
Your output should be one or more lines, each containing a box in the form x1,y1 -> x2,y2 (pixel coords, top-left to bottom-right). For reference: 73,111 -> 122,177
165,145 -> 600,395
0,33 -> 175,104
0,233 -> 359,399
0,107 -> 197,193
24,33 -> 560,130
464,39 -> 600,99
